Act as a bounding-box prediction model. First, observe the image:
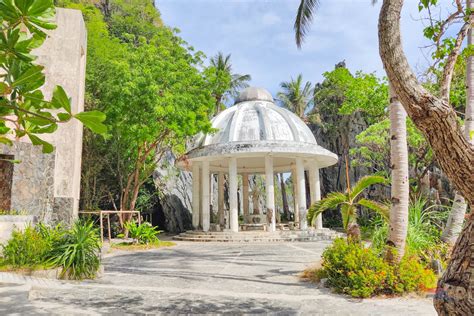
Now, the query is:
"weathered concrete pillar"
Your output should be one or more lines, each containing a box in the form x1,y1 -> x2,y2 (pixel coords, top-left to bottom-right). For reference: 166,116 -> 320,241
201,161 -> 210,232
265,156 -> 276,232
242,173 -> 249,217
309,165 -> 323,229
229,158 -> 238,232
192,163 -> 200,230
296,158 -> 307,230
292,165 -> 300,226
218,172 -> 225,227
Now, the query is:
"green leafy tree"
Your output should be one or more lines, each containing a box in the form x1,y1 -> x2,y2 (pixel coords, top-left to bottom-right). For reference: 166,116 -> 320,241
62,1 -> 214,215
351,119 -> 433,191
0,0 -> 106,152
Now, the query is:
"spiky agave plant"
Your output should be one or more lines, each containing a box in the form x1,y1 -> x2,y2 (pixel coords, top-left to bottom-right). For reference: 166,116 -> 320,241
48,220 -> 101,280
307,175 -> 389,237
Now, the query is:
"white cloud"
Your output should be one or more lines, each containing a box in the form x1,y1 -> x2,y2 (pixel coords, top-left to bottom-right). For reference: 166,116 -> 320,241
262,12 -> 281,26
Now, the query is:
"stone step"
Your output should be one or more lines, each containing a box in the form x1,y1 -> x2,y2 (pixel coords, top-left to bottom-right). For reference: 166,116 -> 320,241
173,229 -> 343,242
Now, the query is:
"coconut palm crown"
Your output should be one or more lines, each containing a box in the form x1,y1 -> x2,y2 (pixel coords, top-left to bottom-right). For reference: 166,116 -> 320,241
277,74 -> 313,119
307,175 -> 389,230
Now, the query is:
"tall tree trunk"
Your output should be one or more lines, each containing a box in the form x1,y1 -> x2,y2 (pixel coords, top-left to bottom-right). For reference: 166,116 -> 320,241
441,0 -> 474,247
386,85 -> 409,262
378,0 -> 474,313
279,173 -> 290,220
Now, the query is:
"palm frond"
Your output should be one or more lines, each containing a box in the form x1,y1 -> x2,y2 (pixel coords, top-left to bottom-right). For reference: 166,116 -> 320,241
349,175 -> 387,201
307,191 -> 347,226
294,0 -> 320,48
358,198 -> 390,222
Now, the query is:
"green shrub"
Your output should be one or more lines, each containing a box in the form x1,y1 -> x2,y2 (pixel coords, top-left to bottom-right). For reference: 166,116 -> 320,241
319,238 -> 437,298
123,221 -> 160,245
322,238 -> 390,297
47,221 -> 101,280
1,225 -> 50,267
392,255 -> 437,293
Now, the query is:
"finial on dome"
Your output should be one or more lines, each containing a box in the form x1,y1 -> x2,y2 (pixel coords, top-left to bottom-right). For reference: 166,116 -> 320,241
235,87 -> 273,104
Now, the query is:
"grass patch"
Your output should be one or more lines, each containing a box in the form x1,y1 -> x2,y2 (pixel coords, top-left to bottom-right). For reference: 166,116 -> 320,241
300,263 -> 326,283
0,262 -> 51,273
111,240 -> 176,251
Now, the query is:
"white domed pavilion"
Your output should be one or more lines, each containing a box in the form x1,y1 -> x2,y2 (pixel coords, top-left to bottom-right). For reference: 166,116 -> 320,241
177,87 -> 338,233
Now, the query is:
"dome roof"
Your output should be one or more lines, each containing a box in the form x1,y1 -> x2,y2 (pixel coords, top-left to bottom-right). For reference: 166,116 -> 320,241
200,87 -> 316,146
235,87 -> 274,103
178,87 -> 338,172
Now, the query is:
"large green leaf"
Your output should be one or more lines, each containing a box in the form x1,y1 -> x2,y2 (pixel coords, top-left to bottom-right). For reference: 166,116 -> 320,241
11,64 -> 44,91
28,133 -> 53,153
75,110 -> 107,135
358,198 -> 390,222
349,175 -> 388,201
51,86 -> 71,112
307,191 -> 347,226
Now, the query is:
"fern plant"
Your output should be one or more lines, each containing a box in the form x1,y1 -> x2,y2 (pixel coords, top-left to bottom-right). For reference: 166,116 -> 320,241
307,175 -> 389,233
123,221 -> 161,245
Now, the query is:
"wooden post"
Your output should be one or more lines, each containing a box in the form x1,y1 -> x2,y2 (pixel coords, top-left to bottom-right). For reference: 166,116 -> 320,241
107,214 -> 112,242
100,211 -> 104,243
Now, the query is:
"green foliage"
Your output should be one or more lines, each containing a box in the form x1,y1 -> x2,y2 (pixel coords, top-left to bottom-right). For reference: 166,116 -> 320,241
123,221 -> 161,245
318,238 -> 436,298
368,198 -> 450,266
1,221 -> 101,280
320,67 -> 388,118
0,209 -> 28,215
1,225 -> 50,267
0,0 -> 106,151
205,52 -> 251,113
351,118 -> 433,183
59,0 -> 216,210
277,74 -> 313,118
47,220 -> 101,280
307,175 -> 389,230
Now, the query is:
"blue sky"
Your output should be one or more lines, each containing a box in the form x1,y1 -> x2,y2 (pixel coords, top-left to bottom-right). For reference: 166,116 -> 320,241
155,0 -> 452,96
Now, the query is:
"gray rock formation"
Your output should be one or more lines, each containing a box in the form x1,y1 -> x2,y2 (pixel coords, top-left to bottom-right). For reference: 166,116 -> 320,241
153,151 -> 193,233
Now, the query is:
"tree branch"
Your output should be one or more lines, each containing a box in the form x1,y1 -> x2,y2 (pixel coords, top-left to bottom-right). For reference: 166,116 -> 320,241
440,22 -> 470,101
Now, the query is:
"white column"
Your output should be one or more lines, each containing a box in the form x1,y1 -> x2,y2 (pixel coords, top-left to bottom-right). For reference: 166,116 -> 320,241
218,172 -> 225,227
296,158 -> 307,230
265,156 -> 276,232
192,163 -> 200,230
292,165 -> 300,225
229,157 -> 238,232
309,165 -> 323,229
201,161 -> 210,232
242,173 -> 249,217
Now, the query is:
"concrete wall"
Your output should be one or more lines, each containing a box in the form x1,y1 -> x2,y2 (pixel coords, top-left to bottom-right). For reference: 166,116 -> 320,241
0,8 -> 87,223
34,8 -> 87,221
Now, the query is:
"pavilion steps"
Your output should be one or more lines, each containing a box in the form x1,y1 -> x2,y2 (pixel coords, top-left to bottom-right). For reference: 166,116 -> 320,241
173,229 -> 343,242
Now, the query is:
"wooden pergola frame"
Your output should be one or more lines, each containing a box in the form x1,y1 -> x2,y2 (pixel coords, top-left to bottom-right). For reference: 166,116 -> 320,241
79,210 -> 141,243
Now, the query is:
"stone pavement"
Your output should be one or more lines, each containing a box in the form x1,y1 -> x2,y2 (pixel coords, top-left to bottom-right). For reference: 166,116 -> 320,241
0,241 -> 437,315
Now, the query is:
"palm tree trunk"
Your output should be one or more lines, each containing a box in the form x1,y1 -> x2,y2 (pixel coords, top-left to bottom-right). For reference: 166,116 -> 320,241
279,173 -> 290,220
441,0 -> 474,246
386,84 -> 409,262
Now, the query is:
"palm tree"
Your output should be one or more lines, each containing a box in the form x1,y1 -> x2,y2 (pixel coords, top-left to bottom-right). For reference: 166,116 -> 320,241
307,175 -> 389,239
209,52 -> 251,114
295,2 -> 409,261
386,85 -> 409,262
277,74 -> 313,119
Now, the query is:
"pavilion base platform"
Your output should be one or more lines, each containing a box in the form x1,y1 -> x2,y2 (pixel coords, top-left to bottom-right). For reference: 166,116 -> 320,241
173,228 -> 343,242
